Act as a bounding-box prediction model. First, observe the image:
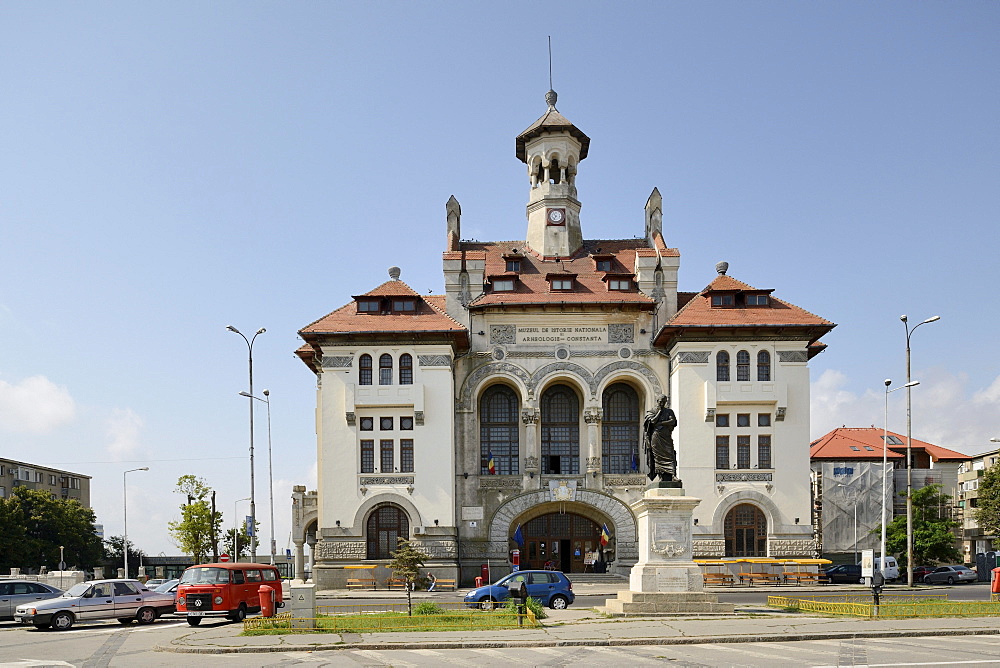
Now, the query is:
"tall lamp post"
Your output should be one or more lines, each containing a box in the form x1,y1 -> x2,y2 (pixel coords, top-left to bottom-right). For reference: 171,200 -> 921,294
228,325 -> 266,562
240,389 -> 276,565
234,497 -> 250,560
882,379 -> 919,578
901,314 -> 940,586
123,467 -> 149,578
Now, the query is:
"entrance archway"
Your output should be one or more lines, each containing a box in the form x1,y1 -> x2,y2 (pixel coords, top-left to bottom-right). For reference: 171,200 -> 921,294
523,512 -> 601,573
724,503 -> 767,557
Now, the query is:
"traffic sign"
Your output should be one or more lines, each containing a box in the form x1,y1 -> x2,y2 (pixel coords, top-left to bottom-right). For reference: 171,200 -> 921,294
219,553 -> 231,563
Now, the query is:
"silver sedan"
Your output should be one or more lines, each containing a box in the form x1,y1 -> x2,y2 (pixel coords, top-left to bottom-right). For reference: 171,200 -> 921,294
0,581 -> 62,620
923,565 -> 978,585
14,579 -> 174,630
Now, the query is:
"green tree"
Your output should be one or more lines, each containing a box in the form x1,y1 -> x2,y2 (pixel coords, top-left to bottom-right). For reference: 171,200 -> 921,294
884,484 -> 962,568
388,537 -> 427,615
220,522 -> 259,561
0,487 -> 102,572
102,535 -> 146,577
973,463 -> 1000,536
167,475 -> 222,563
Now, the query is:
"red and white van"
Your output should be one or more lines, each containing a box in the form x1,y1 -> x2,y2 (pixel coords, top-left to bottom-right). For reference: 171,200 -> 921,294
175,562 -> 283,626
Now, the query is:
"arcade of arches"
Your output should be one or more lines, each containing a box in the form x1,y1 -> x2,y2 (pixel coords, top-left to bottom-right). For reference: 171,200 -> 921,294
522,512 -> 603,573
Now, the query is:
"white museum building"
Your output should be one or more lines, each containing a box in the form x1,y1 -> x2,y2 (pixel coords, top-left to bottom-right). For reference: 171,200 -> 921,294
292,90 -> 836,587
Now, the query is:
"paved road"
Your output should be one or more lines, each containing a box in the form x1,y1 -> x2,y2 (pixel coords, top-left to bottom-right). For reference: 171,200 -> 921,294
3,624 -> 1000,667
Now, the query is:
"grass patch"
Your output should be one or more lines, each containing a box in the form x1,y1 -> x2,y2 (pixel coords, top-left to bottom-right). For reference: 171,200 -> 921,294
243,607 -> 540,635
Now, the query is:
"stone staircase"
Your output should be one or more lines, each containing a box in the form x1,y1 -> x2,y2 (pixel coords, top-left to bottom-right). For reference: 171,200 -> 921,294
566,572 -> 629,586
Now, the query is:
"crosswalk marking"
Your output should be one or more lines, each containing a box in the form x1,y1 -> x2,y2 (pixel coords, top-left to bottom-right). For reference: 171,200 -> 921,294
352,649 -> 416,667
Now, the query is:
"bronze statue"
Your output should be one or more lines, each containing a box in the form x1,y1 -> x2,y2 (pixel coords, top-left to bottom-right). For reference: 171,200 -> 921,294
643,394 -> 678,482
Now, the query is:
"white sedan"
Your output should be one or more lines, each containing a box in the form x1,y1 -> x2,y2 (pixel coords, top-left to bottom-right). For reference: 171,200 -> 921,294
14,579 -> 175,630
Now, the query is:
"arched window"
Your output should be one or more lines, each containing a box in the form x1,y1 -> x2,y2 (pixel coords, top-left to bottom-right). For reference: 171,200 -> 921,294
736,350 -> 751,382
366,504 -> 409,560
602,383 -> 640,473
399,354 -> 413,385
724,503 -> 767,557
541,384 -> 579,475
757,350 -> 771,382
359,354 -> 372,386
379,354 -> 393,385
480,385 -> 519,475
716,351 -> 730,382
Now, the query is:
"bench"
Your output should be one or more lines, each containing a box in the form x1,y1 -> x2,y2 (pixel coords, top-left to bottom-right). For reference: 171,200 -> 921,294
702,573 -> 734,586
346,578 -> 377,590
783,572 -> 824,585
387,578 -> 410,590
433,578 -> 457,591
738,572 -> 782,586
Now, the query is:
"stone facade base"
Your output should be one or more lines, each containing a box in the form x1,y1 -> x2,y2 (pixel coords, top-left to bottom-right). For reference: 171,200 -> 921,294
629,561 -> 703,593
603,590 -> 734,615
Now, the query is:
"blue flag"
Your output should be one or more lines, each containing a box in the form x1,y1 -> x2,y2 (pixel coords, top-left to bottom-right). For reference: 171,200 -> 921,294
630,450 -> 639,472
512,523 -> 524,547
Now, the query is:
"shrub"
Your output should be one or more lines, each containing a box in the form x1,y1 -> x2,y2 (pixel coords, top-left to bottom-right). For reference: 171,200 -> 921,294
414,601 -> 444,615
504,596 -> 547,619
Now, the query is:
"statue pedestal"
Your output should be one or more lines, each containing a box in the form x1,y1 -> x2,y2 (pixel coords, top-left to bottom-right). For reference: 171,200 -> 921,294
605,487 -> 733,615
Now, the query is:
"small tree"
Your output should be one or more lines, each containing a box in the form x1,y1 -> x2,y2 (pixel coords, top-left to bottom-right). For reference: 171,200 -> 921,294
388,537 -> 427,615
103,535 -> 145,577
884,484 -> 962,568
167,475 -> 222,563
974,463 -> 1000,537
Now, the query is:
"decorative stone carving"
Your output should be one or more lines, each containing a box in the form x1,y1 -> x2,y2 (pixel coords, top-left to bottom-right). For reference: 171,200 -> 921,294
321,356 -> 353,368
459,362 -> 532,410
608,323 -> 635,344
777,350 -> 808,363
414,411 -> 424,426
459,541 -> 510,559
586,456 -> 601,469
521,409 -> 538,424
490,325 -> 516,345
591,361 -> 662,398
715,472 -> 773,483
492,348 -> 505,361
479,477 -> 522,489
618,347 -> 632,359
360,476 -> 415,485
768,538 -> 819,557
692,540 -> 726,557
765,483 -> 774,493
776,407 -> 787,421
528,362 -> 594,395
549,479 -> 578,501
603,475 -> 647,488
524,455 -> 539,469
414,540 -> 458,558
346,412 -> 356,426
583,407 -> 602,424
314,540 -> 366,560
717,485 -> 725,494
705,408 -> 716,423
418,355 -> 451,367
508,351 -> 556,358
487,488 -> 639,547
555,347 -> 570,360
676,351 -> 710,364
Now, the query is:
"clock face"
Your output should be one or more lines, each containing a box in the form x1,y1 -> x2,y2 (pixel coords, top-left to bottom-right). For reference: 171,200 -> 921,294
547,208 -> 565,224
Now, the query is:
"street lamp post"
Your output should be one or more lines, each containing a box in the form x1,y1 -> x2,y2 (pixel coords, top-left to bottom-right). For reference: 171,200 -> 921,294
123,467 -> 149,578
240,389 -> 276,565
901,314 -> 940,586
228,325 -> 266,562
882,379 -> 919,578
234,497 -> 250,560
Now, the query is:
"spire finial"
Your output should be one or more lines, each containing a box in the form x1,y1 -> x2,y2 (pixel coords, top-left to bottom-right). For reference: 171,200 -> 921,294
545,36 -> 558,110
716,261 -> 729,276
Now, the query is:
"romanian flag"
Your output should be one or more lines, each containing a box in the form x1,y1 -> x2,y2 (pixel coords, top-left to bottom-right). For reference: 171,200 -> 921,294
487,450 -> 496,475
512,523 -> 524,547
630,450 -> 639,472
600,523 -> 611,547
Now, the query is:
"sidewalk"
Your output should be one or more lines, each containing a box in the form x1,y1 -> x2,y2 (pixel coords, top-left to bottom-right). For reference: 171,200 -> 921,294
155,583 -> 1000,654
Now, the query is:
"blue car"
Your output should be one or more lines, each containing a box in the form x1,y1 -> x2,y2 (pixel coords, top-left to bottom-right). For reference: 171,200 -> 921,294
464,570 -> 574,610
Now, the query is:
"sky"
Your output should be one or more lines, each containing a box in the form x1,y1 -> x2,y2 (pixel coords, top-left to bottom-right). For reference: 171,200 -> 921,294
1,2 -> 997,559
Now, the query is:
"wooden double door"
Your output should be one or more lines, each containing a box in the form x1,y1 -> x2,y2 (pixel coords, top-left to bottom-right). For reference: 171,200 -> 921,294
522,512 -> 601,573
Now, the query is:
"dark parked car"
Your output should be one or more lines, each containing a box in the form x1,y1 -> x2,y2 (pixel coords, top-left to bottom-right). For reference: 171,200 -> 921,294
911,566 -> 935,581
823,564 -> 863,584
0,581 -> 62,620
923,565 -> 977,585
464,570 -> 574,610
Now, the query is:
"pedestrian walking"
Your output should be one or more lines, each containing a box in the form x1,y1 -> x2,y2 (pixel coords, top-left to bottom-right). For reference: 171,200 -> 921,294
426,572 -> 436,591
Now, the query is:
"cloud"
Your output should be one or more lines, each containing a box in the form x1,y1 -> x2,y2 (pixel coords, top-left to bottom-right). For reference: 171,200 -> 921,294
812,368 -> 1000,452
0,375 -> 76,433
106,408 -> 145,459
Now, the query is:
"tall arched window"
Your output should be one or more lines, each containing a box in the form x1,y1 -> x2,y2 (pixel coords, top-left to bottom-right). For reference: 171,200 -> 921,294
359,354 -> 372,386
399,354 -> 413,385
716,351 -> 730,382
602,383 -> 640,473
757,350 -> 771,381
480,385 -> 519,475
541,384 -> 579,475
736,350 -> 751,382
366,504 -> 409,560
724,503 -> 767,557
379,354 -> 393,385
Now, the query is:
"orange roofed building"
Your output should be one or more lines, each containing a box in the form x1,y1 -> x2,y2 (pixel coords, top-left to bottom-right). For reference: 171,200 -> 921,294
809,427 -> 965,561
293,89 -> 836,588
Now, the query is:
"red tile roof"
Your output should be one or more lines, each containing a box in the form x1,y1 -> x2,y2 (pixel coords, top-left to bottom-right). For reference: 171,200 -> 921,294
810,427 -> 967,461
459,239 -> 673,309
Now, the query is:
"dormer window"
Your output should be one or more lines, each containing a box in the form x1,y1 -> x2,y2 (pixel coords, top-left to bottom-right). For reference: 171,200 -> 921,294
597,260 -> 612,272
602,273 -> 634,292
711,294 -> 735,307
746,294 -> 769,306
505,259 -> 521,272
592,254 -> 614,272
391,299 -> 416,313
357,299 -> 381,313
493,279 -> 515,292
549,278 -> 574,291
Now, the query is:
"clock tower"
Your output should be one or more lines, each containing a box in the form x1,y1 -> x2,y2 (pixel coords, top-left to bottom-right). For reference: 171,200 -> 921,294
516,89 -> 590,258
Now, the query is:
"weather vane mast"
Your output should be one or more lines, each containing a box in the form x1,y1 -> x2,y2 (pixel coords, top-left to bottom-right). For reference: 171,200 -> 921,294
546,36 -> 558,110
